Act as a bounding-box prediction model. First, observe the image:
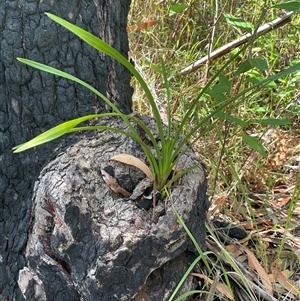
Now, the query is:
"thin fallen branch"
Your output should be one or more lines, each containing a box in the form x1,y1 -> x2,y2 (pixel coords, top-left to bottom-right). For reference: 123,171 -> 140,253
179,11 -> 294,76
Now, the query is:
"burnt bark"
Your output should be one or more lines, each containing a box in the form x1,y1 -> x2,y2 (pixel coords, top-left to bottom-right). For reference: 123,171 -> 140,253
19,116 -> 208,301
0,1 -> 209,300
0,1 -> 132,300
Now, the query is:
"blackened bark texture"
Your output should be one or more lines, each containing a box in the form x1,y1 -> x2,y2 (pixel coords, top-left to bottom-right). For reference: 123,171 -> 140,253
0,1 -> 132,300
19,116 -> 209,301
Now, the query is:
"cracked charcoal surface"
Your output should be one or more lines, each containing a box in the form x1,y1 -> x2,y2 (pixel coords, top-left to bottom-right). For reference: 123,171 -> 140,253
24,116 -> 208,301
0,1 -> 132,300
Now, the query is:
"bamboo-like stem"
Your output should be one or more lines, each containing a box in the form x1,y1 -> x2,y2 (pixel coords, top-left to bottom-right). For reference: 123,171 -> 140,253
179,11 -> 294,76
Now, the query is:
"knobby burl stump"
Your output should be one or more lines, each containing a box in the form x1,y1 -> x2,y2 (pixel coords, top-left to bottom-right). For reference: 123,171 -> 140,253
18,116 -> 209,301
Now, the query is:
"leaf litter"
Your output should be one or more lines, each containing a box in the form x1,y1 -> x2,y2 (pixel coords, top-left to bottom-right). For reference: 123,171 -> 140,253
205,128 -> 300,300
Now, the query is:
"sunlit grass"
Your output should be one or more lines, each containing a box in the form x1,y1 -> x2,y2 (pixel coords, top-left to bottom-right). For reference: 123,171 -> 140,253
128,0 -> 300,193
129,0 -> 300,299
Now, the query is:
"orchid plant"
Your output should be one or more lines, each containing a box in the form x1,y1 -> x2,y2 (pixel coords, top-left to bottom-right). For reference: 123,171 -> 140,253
13,11 -> 300,202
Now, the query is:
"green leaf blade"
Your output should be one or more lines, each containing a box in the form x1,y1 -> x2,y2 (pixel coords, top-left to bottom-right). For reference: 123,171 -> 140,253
224,13 -> 254,33
242,134 -> 267,157
45,12 -> 165,148
255,118 -> 292,126
13,114 -> 105,153
218,73 -> 231,93
17,58 -> 121,113
169,3 -> 188,15
272,1 -> 300,11
248,58 -> 268,71
235,60 -> 252,76
215,111 -> 248,128
236,58 -> 268,76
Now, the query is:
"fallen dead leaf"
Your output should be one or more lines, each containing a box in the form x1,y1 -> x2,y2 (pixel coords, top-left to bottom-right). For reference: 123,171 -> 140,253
271,262 -> 300,297
101,169 -> 132,198
278,195 -> 291,208
268,269 -> 294,282
226,244 -> 244,258
127,20 -> 157,32
191,273 -> 234,300
110,154 -> 153,179
209,191 -> 227,216
245,248 -> 273,295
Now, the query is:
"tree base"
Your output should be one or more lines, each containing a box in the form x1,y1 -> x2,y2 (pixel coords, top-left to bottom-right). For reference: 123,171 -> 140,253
18,116 -> 209,300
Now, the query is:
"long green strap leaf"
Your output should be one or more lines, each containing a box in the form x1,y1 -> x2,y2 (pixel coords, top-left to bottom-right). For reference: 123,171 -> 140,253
13,114 -> 120,152
45,13 -> 165,144
17,58 -> 120,113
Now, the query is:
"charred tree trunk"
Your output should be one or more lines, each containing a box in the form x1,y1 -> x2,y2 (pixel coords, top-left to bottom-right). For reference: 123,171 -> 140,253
0,1 -> 209,301
1,1 -> 132,300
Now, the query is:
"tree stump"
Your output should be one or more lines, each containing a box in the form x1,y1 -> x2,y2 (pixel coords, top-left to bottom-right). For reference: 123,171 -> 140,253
18,116 -> 209,301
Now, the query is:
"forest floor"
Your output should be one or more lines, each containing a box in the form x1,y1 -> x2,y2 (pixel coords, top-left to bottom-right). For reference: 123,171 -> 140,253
128,1 -> 300,300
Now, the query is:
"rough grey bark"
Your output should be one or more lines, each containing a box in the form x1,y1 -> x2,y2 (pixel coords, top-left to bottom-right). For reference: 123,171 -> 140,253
0,1 -> 132,300
18,116 -> 208,300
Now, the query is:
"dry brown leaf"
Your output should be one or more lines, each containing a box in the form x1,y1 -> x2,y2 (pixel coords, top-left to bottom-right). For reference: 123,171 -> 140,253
209,191 -> 227,216
245,248 -> 273,295
191,273 -> 234,300
110,154 -> 153,179
278,195 -> 291,208
226,244 -> 244,258
127,20 -> 156,32
101,169 -> 132,198
268,269 -> 294,282
271,263 -> 300,297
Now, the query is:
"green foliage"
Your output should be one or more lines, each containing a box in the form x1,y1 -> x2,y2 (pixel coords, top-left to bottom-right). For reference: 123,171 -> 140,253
169,202 -> 212,301
128,0 -> 300,299
224,13 -> 254,33
235,58 -> 268,75
242,134 -> 267,157
272,1 -> 300,11
13,13 -> 195,193
14,11 -> 300,198
169,3 -> 188,16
